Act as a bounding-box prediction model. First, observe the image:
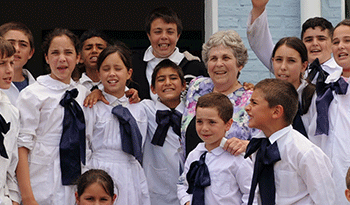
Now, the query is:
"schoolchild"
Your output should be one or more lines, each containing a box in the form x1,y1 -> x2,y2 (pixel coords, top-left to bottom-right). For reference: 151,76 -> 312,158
271,37 -> 316,138
346,167 -> 350,202
177,92 -> 255,205
84,43 -> 150,205
141,59 -> 186,205
306,18 -> 350,204
0,37 -> 20,205
75,169 -> 117,205
0,22 -> 36,105
75,29 -> 110,91
247,0 -> 342,82
244,78 -> 335,205
15,28 -> 89,205
130,6 -> 208,101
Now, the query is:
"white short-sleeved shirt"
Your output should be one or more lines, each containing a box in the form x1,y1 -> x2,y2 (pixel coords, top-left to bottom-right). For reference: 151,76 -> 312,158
251,125 -> 335,204
177,143 -> 255,205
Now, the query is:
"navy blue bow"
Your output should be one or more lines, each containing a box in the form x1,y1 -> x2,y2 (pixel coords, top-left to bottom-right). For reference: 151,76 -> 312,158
186,151 -> 211,205
111,105 -> 143,163
152,109 -> 182,146
245,138 -> 281,205
59,88 -> 86,185
315,77 -> 348,135
0,114 -> 10,159
292,103 -> 308,138
307,58 -> 328,83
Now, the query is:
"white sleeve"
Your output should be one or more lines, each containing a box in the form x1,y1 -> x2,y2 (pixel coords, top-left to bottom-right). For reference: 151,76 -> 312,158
247,9 -> 275,73
177,155 -> 193,205
235,157 -> 258,205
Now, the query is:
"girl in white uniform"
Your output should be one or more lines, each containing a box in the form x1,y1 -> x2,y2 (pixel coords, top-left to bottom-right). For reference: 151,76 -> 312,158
16,28 -> 89,205
84,43 -> 150,205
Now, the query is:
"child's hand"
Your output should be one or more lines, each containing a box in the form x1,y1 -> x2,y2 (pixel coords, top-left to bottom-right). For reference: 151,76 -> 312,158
223,138 -> 249,156
21,198 -> 39,205
125,88 -> 140,104
84,89 -> 109,108
185,202 -> 191,205
243,82 -> 254,91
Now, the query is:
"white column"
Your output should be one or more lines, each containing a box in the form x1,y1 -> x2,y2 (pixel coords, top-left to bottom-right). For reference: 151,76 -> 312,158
205,0 -> 218,42
300,0 -> 321,25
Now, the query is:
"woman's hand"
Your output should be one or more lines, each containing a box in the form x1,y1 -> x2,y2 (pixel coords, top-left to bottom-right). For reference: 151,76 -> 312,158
84,89 -> 109,108
223,138 -> 249,156
125,88 -> 141,104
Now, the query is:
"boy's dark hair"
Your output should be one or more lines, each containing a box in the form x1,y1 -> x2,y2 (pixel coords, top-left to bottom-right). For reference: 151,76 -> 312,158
347,167 -> 350,189
254,78 -> 298,125
151,59 -> 185,87
196,92 -> 233,123
42,28 -> 80,56
301,17 -> 333,39
145,6 -> 183,35
0,22 -> 35,50
79,29 -> 110,51
0,37 -> 15,59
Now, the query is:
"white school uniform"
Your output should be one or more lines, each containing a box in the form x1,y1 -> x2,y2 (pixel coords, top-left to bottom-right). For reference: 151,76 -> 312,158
16,74 -> 89,205
78,72 -> 103,91
0,91 -> 20,205
1,69 -> 35,106
246,9 -> 342,80
85,92 -> 150,205
251,125 -> 335,204
307,70 -> 350,204
177,143 -> 255,205
141,99 -> 184,205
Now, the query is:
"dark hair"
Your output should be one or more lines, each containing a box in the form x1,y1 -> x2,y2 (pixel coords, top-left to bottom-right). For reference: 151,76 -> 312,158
79,29 -> 110,51
255,78 -> 298,125
301,17 -> 333,39
0,37 -> 15,59
76,169 -> 115,198
145,6 -> 183,35
347,167 -> 350,189
42,28 -> 80,56
0,22 -> 35,50
151,59 -> 185,87
333,19 -> 350,35
196,92 -> 233,123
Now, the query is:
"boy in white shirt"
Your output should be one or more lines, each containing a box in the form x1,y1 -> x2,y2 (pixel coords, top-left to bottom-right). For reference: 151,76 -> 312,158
0,37 -> 20,205
244,78 -> 335,204
177,92 -> 255,205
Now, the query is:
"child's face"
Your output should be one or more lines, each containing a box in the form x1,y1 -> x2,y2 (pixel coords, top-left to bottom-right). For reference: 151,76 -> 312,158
3,30 -> 34,71
99,52 -> 132,98
196,107 -> 232,151
75,182 -> 116,205
147,18 -> 180,58
346,188 -> 350,202
80,37 -> 108,70
151,67 -> 185,108
302,26 -> 332,64
45,35 -> 80,84
0,55 -> 14,89
245,88 -> 274,132
272,44 -> 307,89
332,25 -> 350,72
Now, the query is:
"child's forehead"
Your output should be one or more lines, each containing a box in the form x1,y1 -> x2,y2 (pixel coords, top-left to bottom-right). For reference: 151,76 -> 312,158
157,67 -> 179,75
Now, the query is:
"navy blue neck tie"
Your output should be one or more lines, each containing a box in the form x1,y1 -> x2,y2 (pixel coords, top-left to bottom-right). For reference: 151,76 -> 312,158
152,109 -> 182,146
59,88 -> 86,185
244,138 -> 281,205
307,58 -> 328,82
0,114 -> 10,159
315,76 -> 348,135
292,103 -> 308,138
111,105 -> 143,163
186,151 -> 211,205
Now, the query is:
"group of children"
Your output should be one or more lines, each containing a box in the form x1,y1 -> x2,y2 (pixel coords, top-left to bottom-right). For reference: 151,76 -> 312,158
1,3 -> 350,205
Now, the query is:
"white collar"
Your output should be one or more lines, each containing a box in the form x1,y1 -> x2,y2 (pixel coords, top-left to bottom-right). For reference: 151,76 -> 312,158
143,46 -> 184,65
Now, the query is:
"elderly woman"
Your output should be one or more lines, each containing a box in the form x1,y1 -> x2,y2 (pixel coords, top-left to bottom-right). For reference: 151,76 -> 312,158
181,30 -> 256,157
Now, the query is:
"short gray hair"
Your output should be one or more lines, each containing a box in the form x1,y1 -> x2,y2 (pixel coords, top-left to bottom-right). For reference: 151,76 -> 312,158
202,30 -> 248,67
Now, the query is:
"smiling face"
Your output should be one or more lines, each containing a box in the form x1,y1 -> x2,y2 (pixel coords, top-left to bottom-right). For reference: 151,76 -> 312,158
80,37 -> 108,70
272,44 -> 307,89
45,35 -> 80,84
75,182 -> 116,205
99,52 -> 132,98
0,55 -> 14,89
302,26 -> 332,64
151,66 -> 185,108
332,25 -> 350,73
196,107 -> 232,151
3,30 -> 34,71
147,18 -> 180,58
207,45 -> 243,94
